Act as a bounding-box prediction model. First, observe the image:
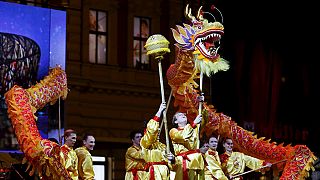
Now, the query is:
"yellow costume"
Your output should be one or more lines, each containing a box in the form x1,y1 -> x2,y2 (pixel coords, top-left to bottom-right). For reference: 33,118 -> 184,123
204,149 -> 228,180
220,151 -> 265,180
169,123 -> 204,180
60,144 -> 78,180
141,117 -> 171,180
75,146 -> 95,180
125,144 -> 147,179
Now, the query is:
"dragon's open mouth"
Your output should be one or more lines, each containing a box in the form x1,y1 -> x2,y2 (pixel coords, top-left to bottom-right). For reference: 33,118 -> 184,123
194,30 -> 223,60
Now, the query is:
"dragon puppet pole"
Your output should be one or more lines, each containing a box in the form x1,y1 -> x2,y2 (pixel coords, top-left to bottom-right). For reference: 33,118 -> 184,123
198,71 -> 203,113
144,34 -> 171,154
158,59 -> 166,104
196,71 -> 204,149
158,90 -> 173,140
157,57 -> 170,154
58,97 -> 62,145
232,159 -> 287,179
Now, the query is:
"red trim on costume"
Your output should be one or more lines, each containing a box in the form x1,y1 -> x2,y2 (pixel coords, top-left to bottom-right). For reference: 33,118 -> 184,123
208,151 -> 216,156
177,149 -> 201,180
219,153 -> 230,164
153,116 -> 160,122
144,161 -> 168,180
131,169 -> 138,180
219,152 -> 232,178
191,122 -> 197,128
130,168 -> 146,180
177,127 -> 184,131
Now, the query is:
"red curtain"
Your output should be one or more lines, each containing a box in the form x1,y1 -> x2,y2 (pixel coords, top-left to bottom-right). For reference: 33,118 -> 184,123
231,40 -> 282,138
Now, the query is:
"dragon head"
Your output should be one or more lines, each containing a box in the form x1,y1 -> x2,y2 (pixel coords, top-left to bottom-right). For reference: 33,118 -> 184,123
171,4 -> 229,76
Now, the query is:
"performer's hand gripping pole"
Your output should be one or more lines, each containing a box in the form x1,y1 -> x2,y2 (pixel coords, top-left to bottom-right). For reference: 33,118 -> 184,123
158,90 -> 173,139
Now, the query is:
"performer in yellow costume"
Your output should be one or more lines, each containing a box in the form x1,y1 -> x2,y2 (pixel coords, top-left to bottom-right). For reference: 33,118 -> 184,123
125,130 -> 147,179
60,129 -> 79,180
75,134 -> 96,180
219,137 -> 271,180
169,110 -> 204,180
140,103 -> 175,180
204,136 -> 228,180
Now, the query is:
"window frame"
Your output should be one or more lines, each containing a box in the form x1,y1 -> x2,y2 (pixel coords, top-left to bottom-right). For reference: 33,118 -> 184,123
89,9 -> 108,65
133,16 -> 151,70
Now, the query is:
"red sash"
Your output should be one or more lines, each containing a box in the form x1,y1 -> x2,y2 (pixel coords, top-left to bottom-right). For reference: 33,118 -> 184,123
177,149 -> 200,180
130,168 -> 146,180
144,161 -> 168,180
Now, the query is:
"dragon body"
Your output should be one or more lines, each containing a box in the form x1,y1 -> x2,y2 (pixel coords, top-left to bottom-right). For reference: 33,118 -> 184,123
4,67 -> 71,179
2,3 -> 316,179
166,5 -> 316,179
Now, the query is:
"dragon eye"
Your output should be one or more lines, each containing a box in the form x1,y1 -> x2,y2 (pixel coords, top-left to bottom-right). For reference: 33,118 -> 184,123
197,26 -> 202,30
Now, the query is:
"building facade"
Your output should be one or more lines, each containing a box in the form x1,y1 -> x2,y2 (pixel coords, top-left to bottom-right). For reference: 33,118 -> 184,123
58,0 -> 184,179
1,0 -> 215,179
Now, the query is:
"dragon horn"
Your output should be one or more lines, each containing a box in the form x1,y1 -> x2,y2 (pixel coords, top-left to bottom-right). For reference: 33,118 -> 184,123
197,6 -> 204,21
184,4 -> 190,18
185,4 -> 196,22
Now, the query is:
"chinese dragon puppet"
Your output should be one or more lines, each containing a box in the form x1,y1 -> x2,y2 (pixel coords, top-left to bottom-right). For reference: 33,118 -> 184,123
166,4 -> 316,179
2,3 -> 316,180
5,67 -> 71,179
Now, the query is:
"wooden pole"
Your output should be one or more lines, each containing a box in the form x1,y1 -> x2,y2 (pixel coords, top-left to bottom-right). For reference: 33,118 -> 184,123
158,90 -> 173,140
157,57 -> 170,154
198,71 -> 203,113
197,71 -> 203,149
58,97 -> 62,145
232,159 -> 287,179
